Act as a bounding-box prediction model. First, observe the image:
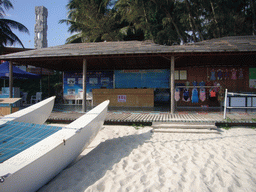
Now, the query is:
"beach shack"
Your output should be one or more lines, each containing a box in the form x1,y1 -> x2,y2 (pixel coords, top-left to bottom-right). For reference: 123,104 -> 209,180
0,35 -> 255,113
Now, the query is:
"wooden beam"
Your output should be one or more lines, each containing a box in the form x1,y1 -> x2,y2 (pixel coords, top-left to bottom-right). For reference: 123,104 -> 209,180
82,58 -> 87,112
170,56 -> 175,114
9,61 -> 13,98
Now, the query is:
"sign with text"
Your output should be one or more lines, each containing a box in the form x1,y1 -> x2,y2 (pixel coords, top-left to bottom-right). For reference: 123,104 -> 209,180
118,95 -> 127,102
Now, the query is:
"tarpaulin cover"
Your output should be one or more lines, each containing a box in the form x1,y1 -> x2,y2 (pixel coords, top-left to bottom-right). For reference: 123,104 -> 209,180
0,61 -> 40,79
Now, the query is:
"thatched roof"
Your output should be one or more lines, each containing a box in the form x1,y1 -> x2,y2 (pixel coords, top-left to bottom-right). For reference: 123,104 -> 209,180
0,36 -> 255,71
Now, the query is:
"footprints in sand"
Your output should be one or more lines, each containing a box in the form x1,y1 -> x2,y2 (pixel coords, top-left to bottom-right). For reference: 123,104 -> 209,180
44,127 -> 256,192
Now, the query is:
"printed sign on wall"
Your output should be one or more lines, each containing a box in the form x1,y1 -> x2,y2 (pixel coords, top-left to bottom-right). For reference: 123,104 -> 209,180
118,95 -> 127,102
63,71 -> 113,100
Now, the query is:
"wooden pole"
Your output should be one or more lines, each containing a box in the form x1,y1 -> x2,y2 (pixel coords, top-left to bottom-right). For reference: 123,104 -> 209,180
170,56 -> 175,114
223,89 -> 228,119
9,61 -> 13,98
82,58 -> 87,112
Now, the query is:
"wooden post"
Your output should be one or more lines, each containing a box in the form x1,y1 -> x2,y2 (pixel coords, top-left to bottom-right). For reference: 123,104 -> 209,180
223,89 -> 228,119
9,61 -> 13,98
170,56 -> 175,114
82,58 -> 87,112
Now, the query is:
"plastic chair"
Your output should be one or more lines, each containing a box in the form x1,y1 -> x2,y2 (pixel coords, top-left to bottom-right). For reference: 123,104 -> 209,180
30,92 -> 42,104
86,92 -> 93,106
75,91 -> 83,105
75,92 -> 93,106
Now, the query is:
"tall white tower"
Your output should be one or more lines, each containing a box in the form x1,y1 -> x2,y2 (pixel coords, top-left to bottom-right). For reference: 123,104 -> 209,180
34,6 -> 48,48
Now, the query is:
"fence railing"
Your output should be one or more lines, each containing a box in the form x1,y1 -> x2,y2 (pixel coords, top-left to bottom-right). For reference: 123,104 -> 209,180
223,89 -> 256,119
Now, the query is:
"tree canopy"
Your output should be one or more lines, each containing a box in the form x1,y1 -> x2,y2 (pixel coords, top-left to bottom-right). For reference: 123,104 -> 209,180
62,0 -> 256,45
0,0 -> 29,52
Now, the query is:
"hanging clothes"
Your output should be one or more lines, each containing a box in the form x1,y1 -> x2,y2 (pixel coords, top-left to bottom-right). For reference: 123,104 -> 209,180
231,68 -> 237,80
210,69 -> 216,81
238,68 -> 243,79
209,89 -> 217,101
183,89 -> 190,102
217,69 -> 223,80
191,88 -> 199,103
200,88 -> 206,102
175,88 -> 180,101
185,81 -> 190,87
192,81 -> 197,86
199,81 -> 206,87
210,89 -> 216,97
224,69 -> 229,80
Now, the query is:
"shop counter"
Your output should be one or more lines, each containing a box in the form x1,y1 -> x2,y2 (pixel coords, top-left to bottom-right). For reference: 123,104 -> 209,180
92,89 -> 154,107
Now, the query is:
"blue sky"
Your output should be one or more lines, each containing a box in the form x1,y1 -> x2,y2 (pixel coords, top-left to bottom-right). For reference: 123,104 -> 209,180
6,0 -> 70,48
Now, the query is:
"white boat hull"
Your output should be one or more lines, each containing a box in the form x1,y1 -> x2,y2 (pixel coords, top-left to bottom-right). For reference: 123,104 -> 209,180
1,96 -> 56,125
0,100 -> 109,192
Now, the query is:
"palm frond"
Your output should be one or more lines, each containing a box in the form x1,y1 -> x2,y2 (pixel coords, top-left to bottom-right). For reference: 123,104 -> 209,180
0,18 -> 29,34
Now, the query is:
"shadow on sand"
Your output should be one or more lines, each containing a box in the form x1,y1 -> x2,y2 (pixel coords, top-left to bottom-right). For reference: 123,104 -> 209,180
38,130 -> 152,191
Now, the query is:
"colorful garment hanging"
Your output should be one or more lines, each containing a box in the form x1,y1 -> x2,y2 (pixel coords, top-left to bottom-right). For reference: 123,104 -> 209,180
210,89 -> 216,97
231,68 -> 237,80
209,89 -> 217,101
217,69 -> 223,80
191,88 -> 199,103
199,81 -> 206,87
175,88 -> 180,101
200,88 -> 206,102
183,89 -> 190,102
238,68 -> 243,79
210,69 -> 216,81
224,69 -> 229,80
192,81 -> 197,86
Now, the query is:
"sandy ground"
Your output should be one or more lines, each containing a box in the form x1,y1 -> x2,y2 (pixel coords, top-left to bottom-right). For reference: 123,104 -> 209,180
38,125 -> 256,192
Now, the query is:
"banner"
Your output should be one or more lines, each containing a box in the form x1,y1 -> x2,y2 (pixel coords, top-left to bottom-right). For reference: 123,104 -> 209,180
115,69 -> 170,89
63,71 -> 113,100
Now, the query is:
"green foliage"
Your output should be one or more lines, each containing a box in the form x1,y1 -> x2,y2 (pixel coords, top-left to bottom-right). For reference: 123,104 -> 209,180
132,123 -> 144,130
0,0 -> 29,49
220,124 -> 231,130
61,0 -> 256,45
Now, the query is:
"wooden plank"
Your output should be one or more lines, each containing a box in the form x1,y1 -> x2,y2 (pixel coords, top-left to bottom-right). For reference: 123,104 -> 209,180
0,98 -> 21,104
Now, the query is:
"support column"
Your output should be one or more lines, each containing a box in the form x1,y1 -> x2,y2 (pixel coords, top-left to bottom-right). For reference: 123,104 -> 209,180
82,58 -> 87,112
9,61 -> 13,98
170,56 -> 175,114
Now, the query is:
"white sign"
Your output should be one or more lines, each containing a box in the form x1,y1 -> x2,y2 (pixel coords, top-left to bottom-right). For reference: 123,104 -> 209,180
118,95 -> 126,102
67,78 -> 75,85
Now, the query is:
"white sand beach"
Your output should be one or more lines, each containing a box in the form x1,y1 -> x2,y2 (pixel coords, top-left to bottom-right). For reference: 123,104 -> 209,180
38,125 -> 256,192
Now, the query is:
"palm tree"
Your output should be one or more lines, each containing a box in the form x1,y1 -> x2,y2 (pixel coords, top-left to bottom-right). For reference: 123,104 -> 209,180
0,0 -> 29,51
60,0 -> 120,43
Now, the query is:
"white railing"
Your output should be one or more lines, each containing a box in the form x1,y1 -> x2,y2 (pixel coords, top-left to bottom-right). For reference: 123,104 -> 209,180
223,89 -> 256,119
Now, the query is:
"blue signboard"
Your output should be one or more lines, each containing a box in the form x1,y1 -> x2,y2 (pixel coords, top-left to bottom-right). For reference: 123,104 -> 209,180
115,69 -> 170,89
63,71 -> 113,100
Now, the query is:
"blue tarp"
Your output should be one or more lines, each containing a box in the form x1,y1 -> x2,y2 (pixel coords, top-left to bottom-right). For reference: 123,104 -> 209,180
0,61 -> 40,79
